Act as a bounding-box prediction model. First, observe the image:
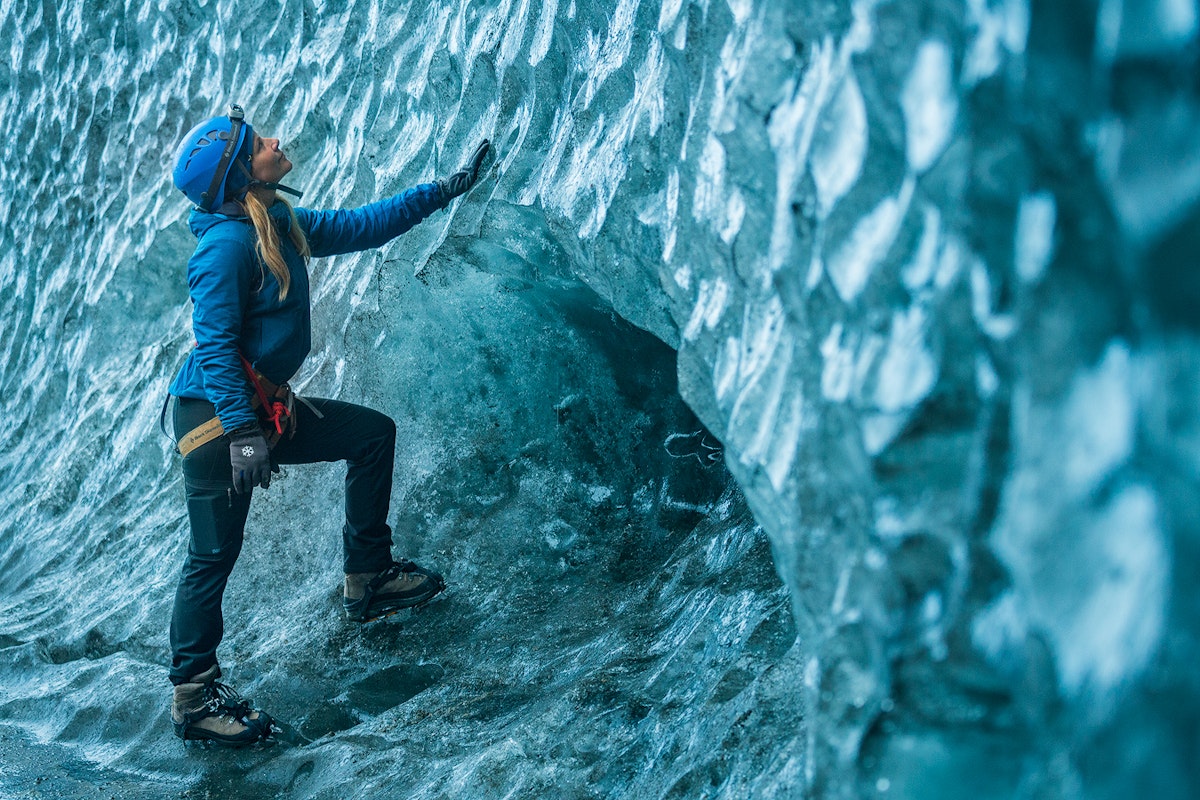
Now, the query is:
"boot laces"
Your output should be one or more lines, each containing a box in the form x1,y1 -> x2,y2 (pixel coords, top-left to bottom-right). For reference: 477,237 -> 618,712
388,560 -> 418,577
372,560 -> 418,587
202,680 -> 253,721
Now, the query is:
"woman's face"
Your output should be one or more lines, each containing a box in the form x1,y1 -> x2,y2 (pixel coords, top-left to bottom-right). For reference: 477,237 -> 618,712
250,133 -> 292,185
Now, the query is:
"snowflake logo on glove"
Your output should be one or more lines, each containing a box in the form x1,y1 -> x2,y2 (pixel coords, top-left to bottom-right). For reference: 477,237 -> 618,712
241,445 -> 255,457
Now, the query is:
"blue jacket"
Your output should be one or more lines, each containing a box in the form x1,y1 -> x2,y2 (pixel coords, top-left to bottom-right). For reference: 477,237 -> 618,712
169,183 -> 447,430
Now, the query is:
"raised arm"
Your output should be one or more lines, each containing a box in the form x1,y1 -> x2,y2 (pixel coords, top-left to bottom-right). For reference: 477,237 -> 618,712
295,140 -> 491,257
295,183 -> 448,258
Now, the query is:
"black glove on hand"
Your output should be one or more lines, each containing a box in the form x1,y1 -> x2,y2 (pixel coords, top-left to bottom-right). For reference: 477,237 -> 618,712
438,139 -> 490,200
229,425 -> 272,494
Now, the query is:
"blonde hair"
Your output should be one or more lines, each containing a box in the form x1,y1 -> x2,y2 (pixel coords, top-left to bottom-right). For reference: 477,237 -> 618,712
242,191 -> 310,301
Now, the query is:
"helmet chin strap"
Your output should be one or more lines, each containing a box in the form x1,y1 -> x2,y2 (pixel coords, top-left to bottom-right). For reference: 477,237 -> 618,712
251,180 -> 304,199
233,159 -> 304,201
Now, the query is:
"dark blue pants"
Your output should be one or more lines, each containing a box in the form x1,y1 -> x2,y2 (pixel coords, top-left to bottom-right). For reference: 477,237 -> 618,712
169,396 -> 397,685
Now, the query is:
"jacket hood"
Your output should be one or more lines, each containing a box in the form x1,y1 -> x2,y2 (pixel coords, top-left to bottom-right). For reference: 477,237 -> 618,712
187,200 -> 293,239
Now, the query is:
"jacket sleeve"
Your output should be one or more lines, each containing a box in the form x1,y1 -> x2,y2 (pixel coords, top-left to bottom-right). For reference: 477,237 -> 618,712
188,227 -> 258,431
294,183 -> 448,257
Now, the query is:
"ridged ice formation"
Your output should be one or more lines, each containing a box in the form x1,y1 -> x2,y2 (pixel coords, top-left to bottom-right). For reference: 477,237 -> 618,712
1,0 -> 1197,798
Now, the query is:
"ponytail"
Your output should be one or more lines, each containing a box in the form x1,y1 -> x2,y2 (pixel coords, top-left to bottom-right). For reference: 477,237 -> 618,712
241,191 -> 310,301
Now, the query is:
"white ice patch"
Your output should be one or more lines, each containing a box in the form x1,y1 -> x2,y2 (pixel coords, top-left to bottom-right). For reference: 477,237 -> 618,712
631,37 -> 667,140
1091,115 -> 1124,190
768,40 -> 837,279
498,0 -> 533,70
820,323 -> 854,402
587,485 -> 613,504
804,656 -> 820,691
737,295 -> 786,385
873,495 -> 926,541
683,278 -> 730,341
1014,191 -> 1057,283
673,264 -> 692,291
820,324 -> 884,405
722,190 -> 746,244
864,307 -> 946,454
714,336 -> 741,403
1062,342 -> 1135,495
1159,0 -> 1199,41
922,592 -> 944,625
993,346 -> 1163,701
658,0 -> 685,32
831,564 -> 853,617
727,305 -> 803,486
971,591 -> 1028,663
1056,485 -> 1167,695
875,306 -> 938,414
330,357 -> 347,398
672,12 -> 688,49
694,135 -> 747,245
577,0 -> 637,109
861,413 -> 907,456
554,394 -> 582,416
969,258 -> 1017,339
725,0 -> 753,25
826,177 -> 914,304
963,0 -> 1005,85
694,134 -> 727,230
638,168 -> 681,263
961,0 -> 1028,79
765,389 -> 806,493
901,40 -> 958,174
976,353 -> 999,397
663,169 -> 680,260
934,235 -> 965,290
533,106 -> 576,207
901,204 -> 942,292
1003,0 -> 1030,55
809,71 -> 867,216
527,0 -> 558,66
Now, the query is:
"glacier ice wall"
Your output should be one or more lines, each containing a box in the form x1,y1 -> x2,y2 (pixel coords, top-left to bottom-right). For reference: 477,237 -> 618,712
1,0 -> 1198,797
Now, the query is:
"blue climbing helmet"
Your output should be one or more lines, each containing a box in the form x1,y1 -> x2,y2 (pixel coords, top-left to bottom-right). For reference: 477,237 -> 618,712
172,103 -> 302,211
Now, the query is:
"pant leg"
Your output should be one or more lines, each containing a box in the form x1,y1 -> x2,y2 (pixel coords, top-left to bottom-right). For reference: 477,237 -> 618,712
271,397 -> 397,574
169,398 -> 252,685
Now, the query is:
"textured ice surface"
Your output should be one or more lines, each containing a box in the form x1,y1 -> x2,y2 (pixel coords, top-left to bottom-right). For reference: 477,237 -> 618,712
1,0 -> 1199,798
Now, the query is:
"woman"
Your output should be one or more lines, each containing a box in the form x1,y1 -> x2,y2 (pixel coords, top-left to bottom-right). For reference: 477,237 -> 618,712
164,103 -> 488,746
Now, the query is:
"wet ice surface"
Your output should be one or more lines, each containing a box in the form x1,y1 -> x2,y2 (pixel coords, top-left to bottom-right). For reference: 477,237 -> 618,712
2,0 -> 1199,798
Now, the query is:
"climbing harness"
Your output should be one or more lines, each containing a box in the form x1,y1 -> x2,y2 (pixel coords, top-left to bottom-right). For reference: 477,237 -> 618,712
160,352 -> 322,458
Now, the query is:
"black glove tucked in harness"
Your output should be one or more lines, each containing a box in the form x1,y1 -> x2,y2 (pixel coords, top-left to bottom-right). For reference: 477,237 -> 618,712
228,425 -> 272,494
438,140 -> 490,200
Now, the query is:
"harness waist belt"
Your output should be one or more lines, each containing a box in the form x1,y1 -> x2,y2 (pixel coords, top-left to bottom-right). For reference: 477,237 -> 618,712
178,368 -> 297,458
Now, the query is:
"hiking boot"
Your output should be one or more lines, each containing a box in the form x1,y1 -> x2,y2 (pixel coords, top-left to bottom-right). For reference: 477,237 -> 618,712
171,665 -> 273,746
344,559 -> 445,622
